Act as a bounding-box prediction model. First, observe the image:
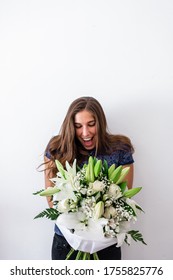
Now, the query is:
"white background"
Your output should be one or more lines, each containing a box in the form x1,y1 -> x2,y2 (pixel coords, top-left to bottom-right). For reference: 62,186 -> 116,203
0,0 -> 173,260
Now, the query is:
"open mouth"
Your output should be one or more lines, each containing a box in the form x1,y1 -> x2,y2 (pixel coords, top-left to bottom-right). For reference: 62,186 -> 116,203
82,137 -> 94,148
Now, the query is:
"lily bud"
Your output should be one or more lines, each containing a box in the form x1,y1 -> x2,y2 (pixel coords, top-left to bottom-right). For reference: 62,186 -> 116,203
123,187 -> 142,198
103,194 -> 109,201
94,201 -> 104,219
40,187 -> 59,196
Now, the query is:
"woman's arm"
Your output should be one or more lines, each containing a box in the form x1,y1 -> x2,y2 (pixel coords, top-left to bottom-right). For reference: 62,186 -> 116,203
44,156 -> 54,208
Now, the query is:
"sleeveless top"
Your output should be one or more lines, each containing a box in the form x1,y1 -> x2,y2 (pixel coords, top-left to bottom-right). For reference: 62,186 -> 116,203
45,149 -> 134,236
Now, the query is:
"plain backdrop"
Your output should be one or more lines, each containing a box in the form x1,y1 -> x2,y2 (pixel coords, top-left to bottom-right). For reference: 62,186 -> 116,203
0,0 -> 173,260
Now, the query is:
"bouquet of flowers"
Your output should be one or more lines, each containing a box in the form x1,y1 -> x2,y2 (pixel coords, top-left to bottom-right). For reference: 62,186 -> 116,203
34,156 -> 146,259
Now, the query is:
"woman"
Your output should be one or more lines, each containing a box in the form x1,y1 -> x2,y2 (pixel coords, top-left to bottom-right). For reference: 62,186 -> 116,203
44,96 -> 134,260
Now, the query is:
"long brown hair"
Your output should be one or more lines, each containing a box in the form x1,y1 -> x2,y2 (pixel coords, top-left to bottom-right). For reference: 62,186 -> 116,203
44,96 -> 134,176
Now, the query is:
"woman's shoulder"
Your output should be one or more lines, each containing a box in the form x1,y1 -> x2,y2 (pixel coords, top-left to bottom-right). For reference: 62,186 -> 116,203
109,134 -> 134,153
45,135 -> 61,159
100,134 -> 134,166
98,149 -> 134,167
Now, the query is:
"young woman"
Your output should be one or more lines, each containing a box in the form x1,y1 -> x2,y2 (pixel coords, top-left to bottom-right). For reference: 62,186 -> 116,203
43,96 -> 134,260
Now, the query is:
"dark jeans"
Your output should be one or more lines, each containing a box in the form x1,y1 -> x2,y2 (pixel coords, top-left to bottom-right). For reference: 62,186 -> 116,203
51,233 -> 121,260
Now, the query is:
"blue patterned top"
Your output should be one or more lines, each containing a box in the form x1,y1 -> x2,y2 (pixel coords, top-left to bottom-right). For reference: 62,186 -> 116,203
45,149 -> 134,236
45,149 -> 134,167
86,149 -> 134,167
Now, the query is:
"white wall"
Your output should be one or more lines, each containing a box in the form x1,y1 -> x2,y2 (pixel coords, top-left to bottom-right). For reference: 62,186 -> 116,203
0,0 -> 173,260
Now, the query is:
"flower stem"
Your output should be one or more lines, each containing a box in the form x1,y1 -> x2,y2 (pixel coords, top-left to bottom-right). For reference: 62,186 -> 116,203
86,253 -> 91,260
76,250 -> 83,260
82,252 -> 90,260
93,252 -> 99,260
66,248 -> 75,260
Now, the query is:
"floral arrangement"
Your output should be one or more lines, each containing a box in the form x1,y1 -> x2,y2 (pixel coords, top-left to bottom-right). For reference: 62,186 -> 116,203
34,156 -> 146,259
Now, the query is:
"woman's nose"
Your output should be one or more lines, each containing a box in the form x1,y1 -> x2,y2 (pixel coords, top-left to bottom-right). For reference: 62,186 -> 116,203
82,126 -> 89,136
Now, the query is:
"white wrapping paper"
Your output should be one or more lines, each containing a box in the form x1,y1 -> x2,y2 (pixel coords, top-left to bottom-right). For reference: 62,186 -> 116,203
57,224 -> 117,254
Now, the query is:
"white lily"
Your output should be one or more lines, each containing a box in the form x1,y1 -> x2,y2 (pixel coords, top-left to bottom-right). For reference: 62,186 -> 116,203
76,218 -> 108,240
57,198 -> 70,213
51,159 -> 77,189
65,159 -> 77,176
116,221 -> 131,247
50,173 -> 68,186
116,232 -> 126,247
56,211 -> 87,230
57,211 -> 107,239
53,183 -> 77,202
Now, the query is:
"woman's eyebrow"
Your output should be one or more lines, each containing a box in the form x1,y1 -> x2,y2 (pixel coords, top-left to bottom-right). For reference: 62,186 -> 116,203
74,119 -> 95,124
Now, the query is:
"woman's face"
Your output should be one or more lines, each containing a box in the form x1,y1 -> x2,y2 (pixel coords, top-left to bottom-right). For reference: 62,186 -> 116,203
74,110 -> 97,150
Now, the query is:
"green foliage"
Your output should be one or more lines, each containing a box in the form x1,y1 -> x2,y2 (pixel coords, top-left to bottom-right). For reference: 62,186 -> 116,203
119,181 -> 127,193
136,204 -> 145,213
128,230 -> 147,245
34,208 -> 59,220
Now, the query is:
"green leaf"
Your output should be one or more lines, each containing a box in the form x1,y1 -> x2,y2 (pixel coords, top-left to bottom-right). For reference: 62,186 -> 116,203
34,208 -> 59,220
128,230 -> 147,245
136,204 -> 145,213
76,164 -> 81,172
118,181 -> 127,193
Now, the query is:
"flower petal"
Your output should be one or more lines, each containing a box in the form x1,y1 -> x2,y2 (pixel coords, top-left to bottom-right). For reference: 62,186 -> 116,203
116,232 -> 126,247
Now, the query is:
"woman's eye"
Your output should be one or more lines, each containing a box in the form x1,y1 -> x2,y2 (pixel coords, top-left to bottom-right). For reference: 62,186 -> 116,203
74,124 -> 82,129
88,122 -> 95,127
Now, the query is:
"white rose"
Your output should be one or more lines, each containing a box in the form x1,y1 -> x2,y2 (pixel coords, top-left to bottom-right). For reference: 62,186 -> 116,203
104,206 -> 117,219
92,180 -> 105,192
108,184 -> 122,200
